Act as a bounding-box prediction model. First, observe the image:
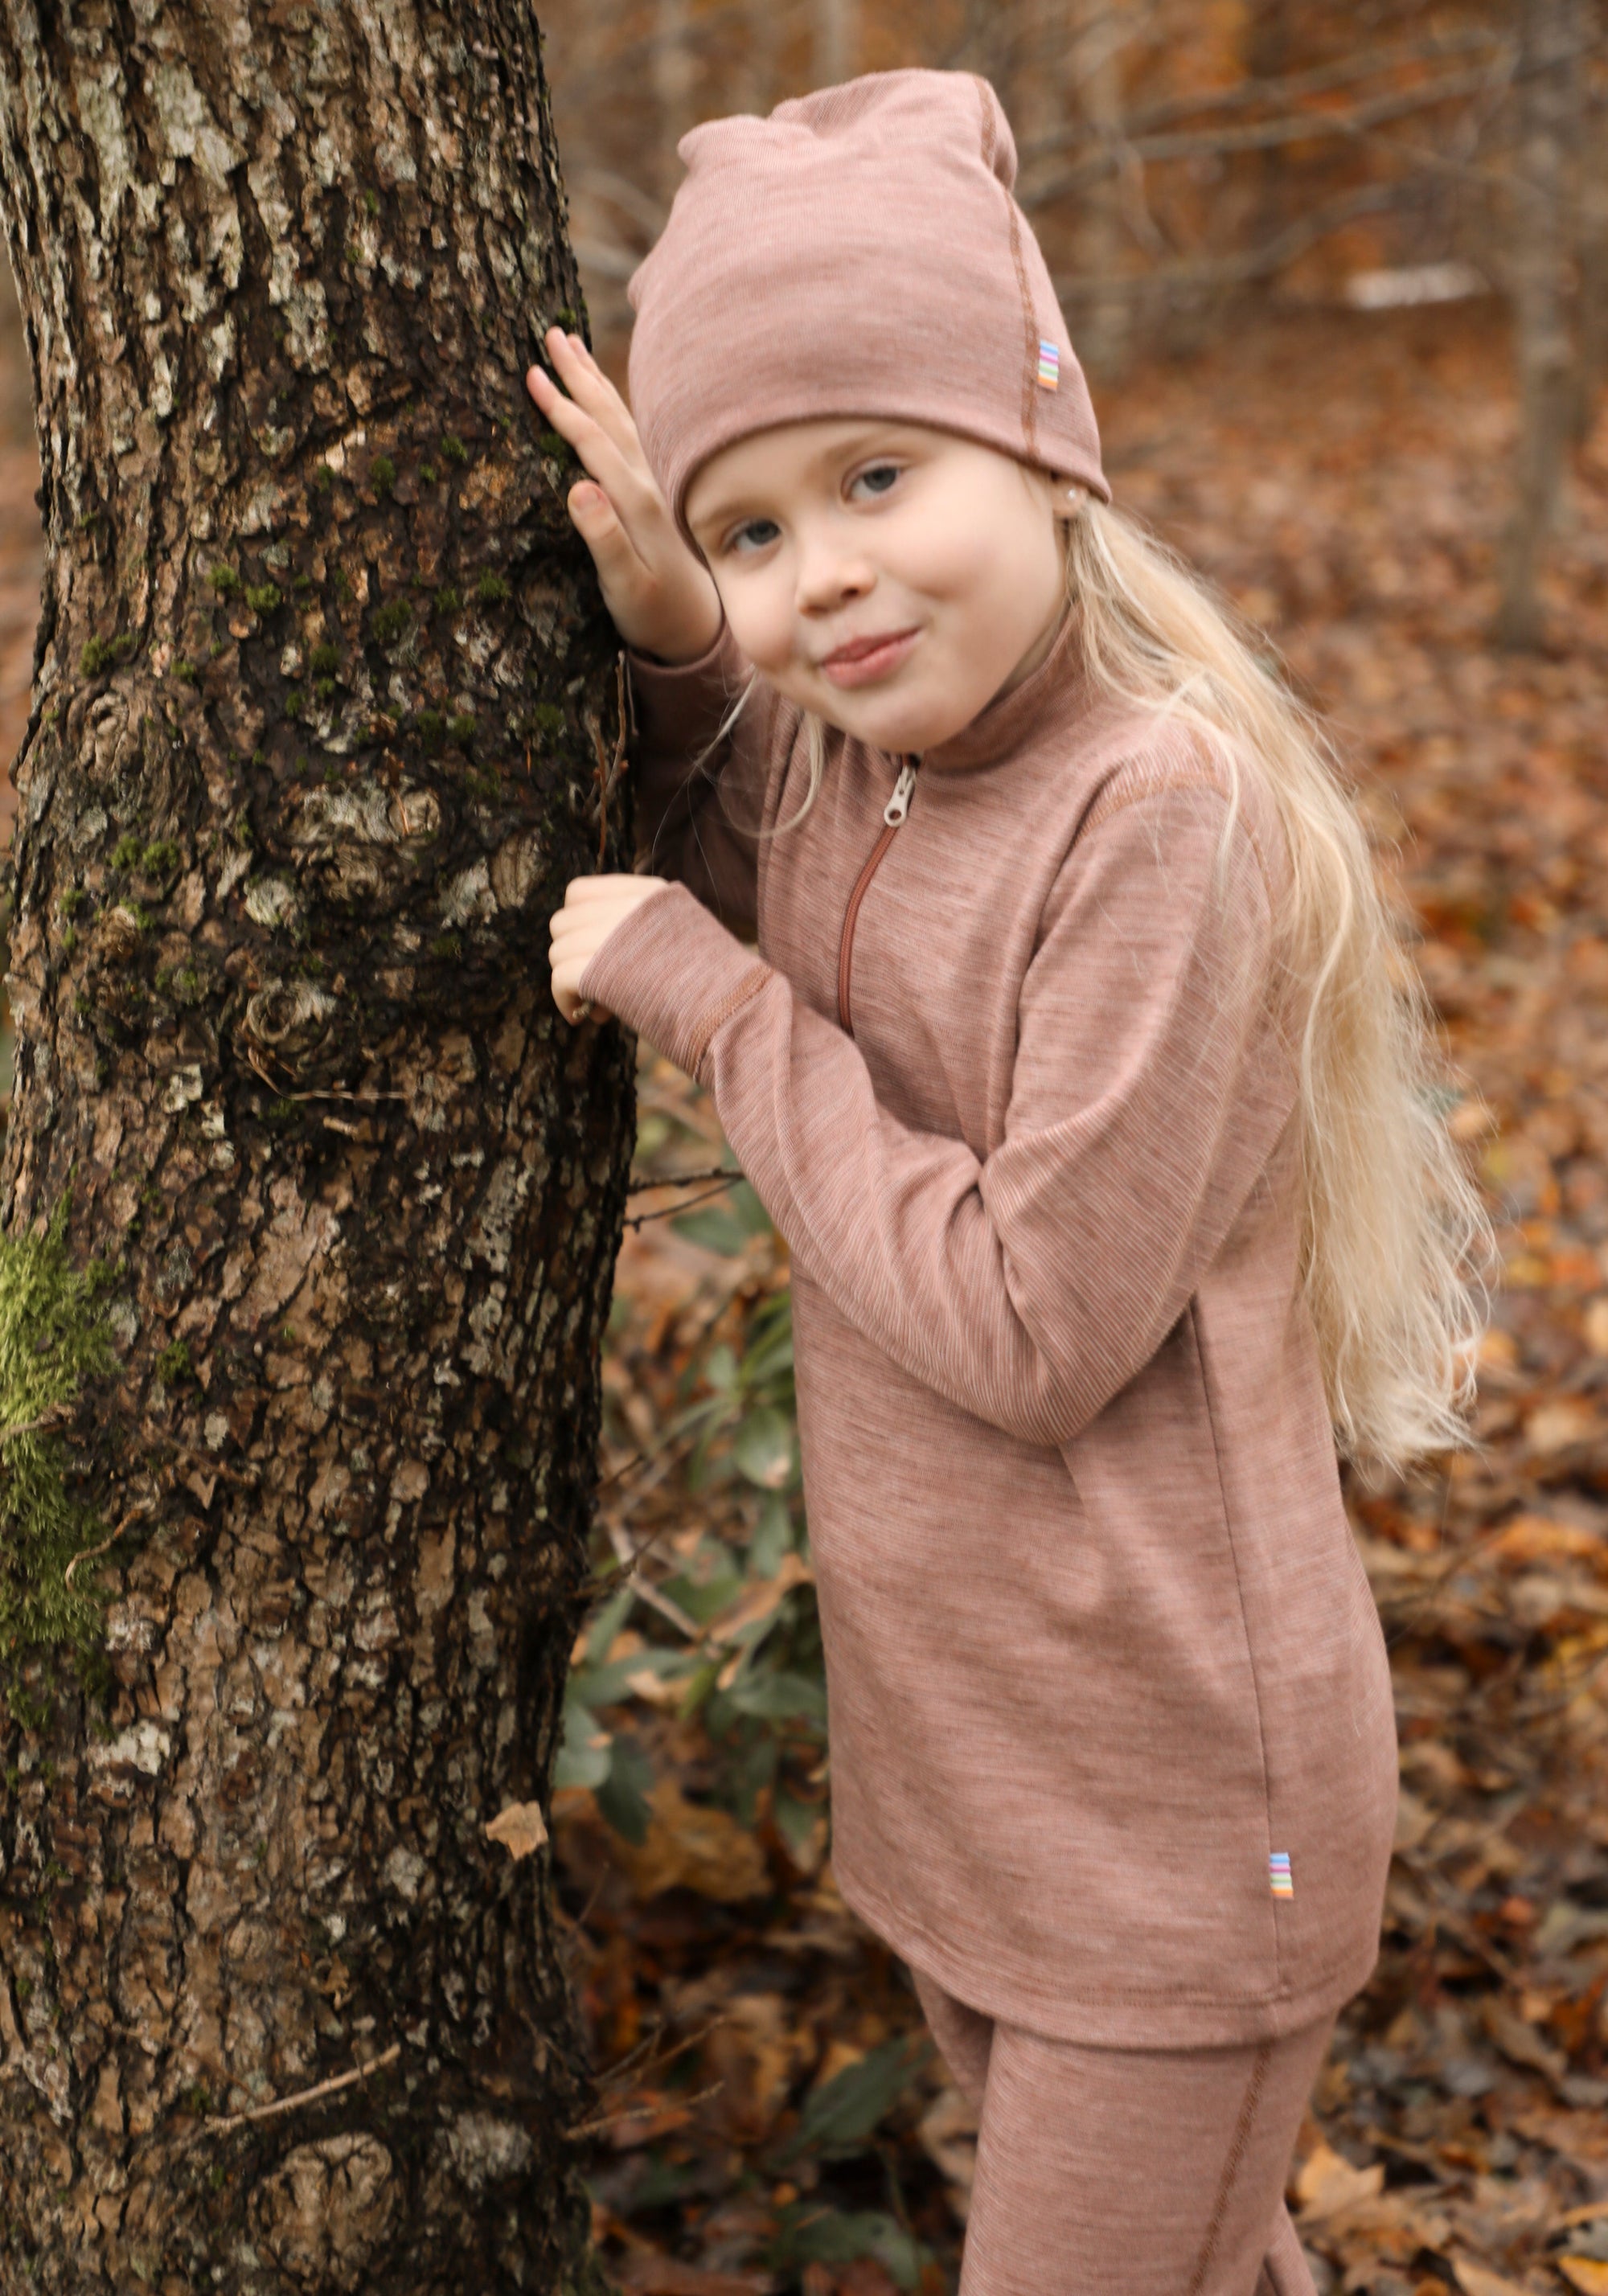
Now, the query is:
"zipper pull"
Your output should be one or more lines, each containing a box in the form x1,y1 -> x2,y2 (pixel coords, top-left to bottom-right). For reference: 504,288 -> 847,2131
883,756 -> 920,827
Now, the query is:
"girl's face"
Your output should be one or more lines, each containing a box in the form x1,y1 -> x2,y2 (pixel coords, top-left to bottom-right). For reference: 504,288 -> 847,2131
683,420 -> 1072,758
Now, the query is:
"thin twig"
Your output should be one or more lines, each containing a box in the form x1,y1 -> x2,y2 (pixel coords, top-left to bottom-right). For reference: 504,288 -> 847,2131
0,1407 -> 72,1447
605,1519 -> 700,1638
245,1043 -> 403,1104
203,2042 -> 402,2137
626,1166 -> 742,1196
1019,24 -> 1506,158
621,1181 -> 738,1233
564,2078 -> 724,2144
64,1508 -> 150,1591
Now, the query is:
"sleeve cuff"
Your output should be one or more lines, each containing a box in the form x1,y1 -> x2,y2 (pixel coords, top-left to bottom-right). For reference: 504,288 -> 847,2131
579,880 -> 772,1084
626,612 -> 751,733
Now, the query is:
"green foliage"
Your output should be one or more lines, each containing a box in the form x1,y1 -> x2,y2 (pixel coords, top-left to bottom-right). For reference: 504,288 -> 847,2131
110,835 -> 142,871
420,461 -> 439,485
476,572 -> 510,606
310,643 -> 340,676
292,572 -> 314,594
431,933 -> 461,960
433,585 -> 461,616
0,1200 -> 117,1666
415,708 -> 445,750
779,2036 -> 931,2163
530,702 -> 565,737
141,841 -> 179,875
170,659 -> 196,686
314,678 -> 337,703
371,599 -> 412,645
284,690 -> 306,721
154,1340 -> 191,1386
370,453 -> 396,498
311,465 -> 334,494
768,2204 -> 929,2290
207,564 -> 241,597
447,712 -> 476,746
563,1182 -> 826,1847
363,187 -> 379,216
441,433 -> 468,465
59,890 -> 85,920
80,633 -> 135,677
244,582 -> 283,615
538,431 -> 567,457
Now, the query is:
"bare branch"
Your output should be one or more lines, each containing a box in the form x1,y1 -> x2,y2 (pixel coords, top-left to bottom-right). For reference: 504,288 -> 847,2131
202,2044 -> 404,2138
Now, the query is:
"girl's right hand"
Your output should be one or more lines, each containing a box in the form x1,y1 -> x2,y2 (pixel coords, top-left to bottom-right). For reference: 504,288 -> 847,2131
526,327 -> 724,666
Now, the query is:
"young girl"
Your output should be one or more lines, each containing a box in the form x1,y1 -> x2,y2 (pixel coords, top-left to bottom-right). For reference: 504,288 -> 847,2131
529,68 -> 1487,2296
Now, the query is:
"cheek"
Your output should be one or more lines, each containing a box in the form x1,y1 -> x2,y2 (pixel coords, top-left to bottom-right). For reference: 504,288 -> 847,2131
717,576 -> 793,672
880,516 -> 1007,613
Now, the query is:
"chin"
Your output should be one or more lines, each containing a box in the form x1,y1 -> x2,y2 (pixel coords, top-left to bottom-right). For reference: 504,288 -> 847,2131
817,690 -> 963,755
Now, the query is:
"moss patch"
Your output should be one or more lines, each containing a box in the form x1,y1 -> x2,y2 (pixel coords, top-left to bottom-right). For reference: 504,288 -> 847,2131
0,1201 -> 116,1667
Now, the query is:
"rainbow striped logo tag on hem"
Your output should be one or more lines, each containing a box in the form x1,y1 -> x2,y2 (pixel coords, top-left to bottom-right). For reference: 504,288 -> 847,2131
1036,338 -> 1060,391
1270,1851 -> 1294,1900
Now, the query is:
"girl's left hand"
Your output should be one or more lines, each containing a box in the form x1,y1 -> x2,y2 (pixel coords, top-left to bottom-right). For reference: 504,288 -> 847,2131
548,875 -> 668,1023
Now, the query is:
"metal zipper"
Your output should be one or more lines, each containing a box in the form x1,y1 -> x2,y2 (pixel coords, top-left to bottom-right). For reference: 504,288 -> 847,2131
837,756 -> 920,1036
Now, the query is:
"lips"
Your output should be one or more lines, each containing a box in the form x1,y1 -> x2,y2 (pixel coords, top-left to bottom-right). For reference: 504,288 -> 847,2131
818,627 -> 921,689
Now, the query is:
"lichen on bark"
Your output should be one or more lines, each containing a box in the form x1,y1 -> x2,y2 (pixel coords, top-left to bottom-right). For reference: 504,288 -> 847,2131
0,5 -> 634,2288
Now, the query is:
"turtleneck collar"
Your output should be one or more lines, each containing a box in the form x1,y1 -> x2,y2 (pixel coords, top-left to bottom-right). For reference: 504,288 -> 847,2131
915,600 -> 1089,777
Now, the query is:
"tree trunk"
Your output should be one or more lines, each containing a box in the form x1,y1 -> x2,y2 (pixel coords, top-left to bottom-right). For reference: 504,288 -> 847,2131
655,0 -> 695,201
813,0 -> 859,88
1571,48 -> 1608,444
1069,0 -> 1134,377
0,5 -> 634,2290
1497,0 -> 1585,647
745,0 -> 781,118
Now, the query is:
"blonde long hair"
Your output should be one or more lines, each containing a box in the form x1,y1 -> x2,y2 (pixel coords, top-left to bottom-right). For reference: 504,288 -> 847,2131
691,493 -> 1491,1477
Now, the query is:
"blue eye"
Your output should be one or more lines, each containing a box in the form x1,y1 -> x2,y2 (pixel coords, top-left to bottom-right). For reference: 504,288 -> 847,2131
727,518 -> 780,556
852,463 -> 901,499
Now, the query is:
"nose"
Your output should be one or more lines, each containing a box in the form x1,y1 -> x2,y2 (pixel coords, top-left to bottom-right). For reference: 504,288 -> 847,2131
794,515 -> 873,618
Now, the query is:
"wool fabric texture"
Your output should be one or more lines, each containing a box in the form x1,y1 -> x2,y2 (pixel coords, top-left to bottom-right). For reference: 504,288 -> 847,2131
626,68 -> 1110,547
579,611 -> 1401,2048
912,1970 -> 1332,2294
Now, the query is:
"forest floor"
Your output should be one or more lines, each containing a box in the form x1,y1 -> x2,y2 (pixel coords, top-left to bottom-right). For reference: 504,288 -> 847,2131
556,297 -> 1608,2296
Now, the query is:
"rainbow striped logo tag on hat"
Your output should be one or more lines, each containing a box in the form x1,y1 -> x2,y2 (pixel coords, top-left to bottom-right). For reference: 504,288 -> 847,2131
1036,338 -> 1060,391
1270,1851 -> 1294,1900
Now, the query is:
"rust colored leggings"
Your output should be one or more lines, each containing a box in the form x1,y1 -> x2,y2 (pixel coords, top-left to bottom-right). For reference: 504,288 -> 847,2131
911,1969 -> 1331,2295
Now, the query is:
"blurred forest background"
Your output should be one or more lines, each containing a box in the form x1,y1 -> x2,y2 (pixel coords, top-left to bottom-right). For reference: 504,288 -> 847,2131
7,2 -> 1608,2292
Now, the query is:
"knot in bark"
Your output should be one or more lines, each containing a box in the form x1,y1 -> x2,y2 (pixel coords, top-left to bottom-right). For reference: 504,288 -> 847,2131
248,2131 -> 398,2291
241,978 -> 345,1086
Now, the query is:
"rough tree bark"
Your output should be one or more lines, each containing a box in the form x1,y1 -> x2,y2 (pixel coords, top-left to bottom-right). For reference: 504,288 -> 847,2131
0,5 -> 634,2290
1497,0 -> 1585,646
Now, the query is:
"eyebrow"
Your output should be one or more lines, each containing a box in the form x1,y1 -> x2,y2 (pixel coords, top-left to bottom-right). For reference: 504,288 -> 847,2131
689,424 -> 925,538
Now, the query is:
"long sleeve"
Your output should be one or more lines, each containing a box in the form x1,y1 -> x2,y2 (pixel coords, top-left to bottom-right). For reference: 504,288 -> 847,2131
580,775 -> 1297,1449
626,611 -> 790,941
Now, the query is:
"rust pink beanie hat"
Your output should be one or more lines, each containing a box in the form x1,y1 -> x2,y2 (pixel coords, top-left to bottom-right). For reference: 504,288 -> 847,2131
626,68 -> 1110,550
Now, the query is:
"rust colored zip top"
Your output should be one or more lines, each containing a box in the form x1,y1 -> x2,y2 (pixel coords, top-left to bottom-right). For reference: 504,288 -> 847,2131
837,756 -> 919,1035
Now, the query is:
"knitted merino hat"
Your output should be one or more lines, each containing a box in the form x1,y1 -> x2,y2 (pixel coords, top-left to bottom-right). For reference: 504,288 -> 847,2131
626,68 -> 1110,549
